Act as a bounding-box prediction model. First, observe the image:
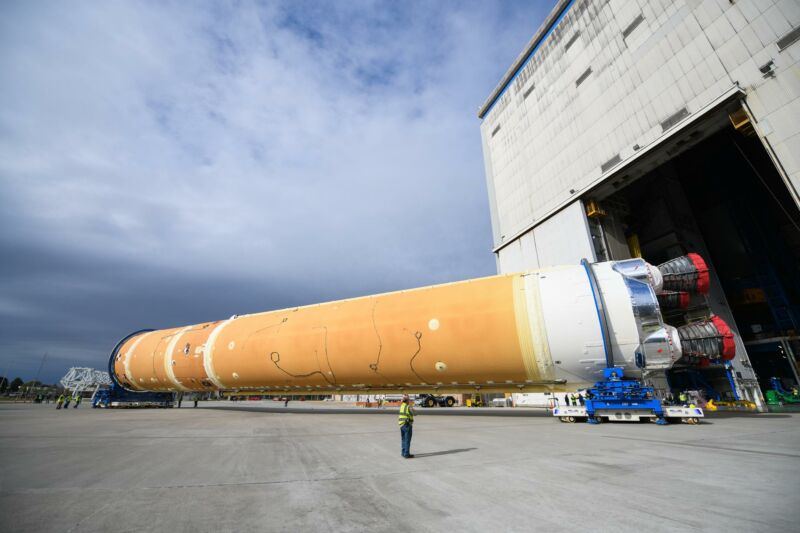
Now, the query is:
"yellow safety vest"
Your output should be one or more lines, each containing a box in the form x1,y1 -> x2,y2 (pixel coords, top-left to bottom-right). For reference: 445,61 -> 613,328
398,403 -> 414,426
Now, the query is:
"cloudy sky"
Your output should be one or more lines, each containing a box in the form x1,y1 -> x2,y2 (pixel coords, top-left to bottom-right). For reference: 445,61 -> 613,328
0,0 -> 551,384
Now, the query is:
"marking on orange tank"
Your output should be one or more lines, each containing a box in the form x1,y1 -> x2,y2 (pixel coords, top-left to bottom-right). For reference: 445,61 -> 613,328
312,325 -> 337,385
368,301 -> 390,383
269,351 -> 336,385
408,330 -> 428,384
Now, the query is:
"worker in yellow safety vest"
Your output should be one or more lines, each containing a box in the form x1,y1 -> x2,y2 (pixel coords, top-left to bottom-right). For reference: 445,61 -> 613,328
398,394 -> 415,458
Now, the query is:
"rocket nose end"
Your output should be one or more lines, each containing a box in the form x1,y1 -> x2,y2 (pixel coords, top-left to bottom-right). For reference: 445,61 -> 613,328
108,329 -> 153,390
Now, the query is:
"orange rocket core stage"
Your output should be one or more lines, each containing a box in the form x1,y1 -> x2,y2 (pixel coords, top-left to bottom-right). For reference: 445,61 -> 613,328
112,273 -> 557,394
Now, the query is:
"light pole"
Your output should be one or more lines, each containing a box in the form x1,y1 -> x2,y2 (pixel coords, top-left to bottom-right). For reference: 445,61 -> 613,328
27,352 -> 48,402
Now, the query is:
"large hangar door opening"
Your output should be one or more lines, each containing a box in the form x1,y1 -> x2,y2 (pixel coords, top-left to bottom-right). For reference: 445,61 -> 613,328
597,119 -> 800,400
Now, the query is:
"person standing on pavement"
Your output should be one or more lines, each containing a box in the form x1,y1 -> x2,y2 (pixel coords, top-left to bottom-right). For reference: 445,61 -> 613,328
56,394 -> 64,410
398,394 -> 415,458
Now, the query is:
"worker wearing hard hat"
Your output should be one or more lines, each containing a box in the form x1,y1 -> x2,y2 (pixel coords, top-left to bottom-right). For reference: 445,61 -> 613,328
398,394 -> 415,458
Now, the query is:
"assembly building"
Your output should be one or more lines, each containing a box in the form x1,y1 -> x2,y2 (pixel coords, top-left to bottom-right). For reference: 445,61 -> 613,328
479,0 -> 800,404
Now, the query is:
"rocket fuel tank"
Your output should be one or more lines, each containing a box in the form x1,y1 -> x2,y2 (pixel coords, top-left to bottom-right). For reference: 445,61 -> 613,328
109,257 -> 730,395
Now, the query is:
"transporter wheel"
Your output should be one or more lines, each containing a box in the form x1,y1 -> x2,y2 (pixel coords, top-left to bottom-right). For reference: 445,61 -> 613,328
424,398 -> 435,408
687,417 -> 699,425
593,416 -> 602,424
566,416 -> 576,423
445,397 -> 455,407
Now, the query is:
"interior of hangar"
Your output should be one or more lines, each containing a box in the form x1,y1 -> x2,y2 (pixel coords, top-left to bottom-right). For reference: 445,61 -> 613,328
584,99 -> 800,403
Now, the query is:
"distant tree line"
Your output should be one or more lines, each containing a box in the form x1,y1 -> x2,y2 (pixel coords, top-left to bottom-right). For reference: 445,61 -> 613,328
1,377 -> 61,394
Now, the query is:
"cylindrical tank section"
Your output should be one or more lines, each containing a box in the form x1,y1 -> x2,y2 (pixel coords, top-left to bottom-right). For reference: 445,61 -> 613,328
110,256 -> 732,395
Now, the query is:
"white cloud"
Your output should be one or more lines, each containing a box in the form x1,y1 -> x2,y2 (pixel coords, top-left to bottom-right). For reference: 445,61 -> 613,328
0,0 -> 551,380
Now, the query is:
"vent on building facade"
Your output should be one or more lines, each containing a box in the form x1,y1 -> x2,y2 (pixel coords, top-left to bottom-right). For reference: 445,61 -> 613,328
661,107 -> 689,132
523,84 -> 536,99
491,124 -> 501,137
621,14 -> 644,40
575,67 -> 592,87
777,25 -> 800,51
565,31 -> 581,51
600,154 -> 621,173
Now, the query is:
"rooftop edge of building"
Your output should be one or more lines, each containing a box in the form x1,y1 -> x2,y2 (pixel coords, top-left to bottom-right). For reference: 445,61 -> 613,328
477,0 -> 572,120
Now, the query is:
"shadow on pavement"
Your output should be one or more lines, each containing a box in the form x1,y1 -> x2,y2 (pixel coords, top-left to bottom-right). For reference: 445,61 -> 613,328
202,405 -> 554,417
705,412 -> 793,419
414,447 -> 477,458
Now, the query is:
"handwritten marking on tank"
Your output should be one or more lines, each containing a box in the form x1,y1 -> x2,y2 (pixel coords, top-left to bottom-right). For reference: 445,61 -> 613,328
408,330 -> 428,384
312,325 -> 337,385
242,317 -> 289,354
368,301 -> 390,382
269,351 -> 336,385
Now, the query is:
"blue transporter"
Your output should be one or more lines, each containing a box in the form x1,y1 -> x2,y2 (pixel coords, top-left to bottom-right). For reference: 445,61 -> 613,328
585,368 -> 667,424
92,383 -> 174,408
552,367 -> 703,425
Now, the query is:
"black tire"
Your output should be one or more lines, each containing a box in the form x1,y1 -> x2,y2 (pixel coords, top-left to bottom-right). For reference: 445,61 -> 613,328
445,397 -> 455,407
424,397 -> 435,408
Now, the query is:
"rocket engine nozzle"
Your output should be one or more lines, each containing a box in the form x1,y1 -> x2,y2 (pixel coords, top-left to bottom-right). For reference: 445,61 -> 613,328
657,291 -> 690,310
657,253 -> 710,295
677,316 -> 736,361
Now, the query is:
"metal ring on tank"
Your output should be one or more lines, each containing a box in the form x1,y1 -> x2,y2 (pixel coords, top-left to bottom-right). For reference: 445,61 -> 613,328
107,329 -> 154,389
581,258 -> 613,368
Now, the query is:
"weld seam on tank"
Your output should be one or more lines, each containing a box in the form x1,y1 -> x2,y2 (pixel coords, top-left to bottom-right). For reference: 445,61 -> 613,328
122,332 -> 155,390
512,275 -> 539,382
203,320 -> 232,389
164,326 -> 193,392
524,274 -> 555,381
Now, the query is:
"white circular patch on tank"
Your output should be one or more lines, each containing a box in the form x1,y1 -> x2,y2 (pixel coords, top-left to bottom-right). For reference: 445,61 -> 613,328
228,341 -> 235,350
428,318 -> 440,331
435,361 -> 447,372
232,372 -> 239,380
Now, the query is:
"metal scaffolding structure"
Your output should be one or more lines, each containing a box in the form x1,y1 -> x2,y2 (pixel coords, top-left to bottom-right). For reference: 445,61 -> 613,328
59,367 -> 112,398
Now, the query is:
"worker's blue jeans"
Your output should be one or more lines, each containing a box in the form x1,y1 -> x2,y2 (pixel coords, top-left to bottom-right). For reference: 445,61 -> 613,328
400,423 -> 413,457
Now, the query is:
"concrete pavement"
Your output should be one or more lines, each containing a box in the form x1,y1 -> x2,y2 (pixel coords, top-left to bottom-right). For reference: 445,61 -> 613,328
1,402 -> 798,532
